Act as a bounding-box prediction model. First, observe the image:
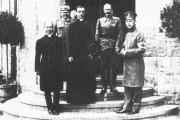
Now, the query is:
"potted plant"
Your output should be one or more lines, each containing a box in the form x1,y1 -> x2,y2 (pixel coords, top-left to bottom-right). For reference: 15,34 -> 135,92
0,11 -> 24,102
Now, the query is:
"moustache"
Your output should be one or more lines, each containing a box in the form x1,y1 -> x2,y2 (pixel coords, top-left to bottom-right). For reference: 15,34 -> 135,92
105,12 -> 111,14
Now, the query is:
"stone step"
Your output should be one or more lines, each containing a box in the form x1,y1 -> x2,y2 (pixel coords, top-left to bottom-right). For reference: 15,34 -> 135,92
3,99 -> 179,120
31,87 -> 154,101
2,114 -> 180,120
3,114 -> 180,120
96,75 -> 123,87
17,92 -> 165,112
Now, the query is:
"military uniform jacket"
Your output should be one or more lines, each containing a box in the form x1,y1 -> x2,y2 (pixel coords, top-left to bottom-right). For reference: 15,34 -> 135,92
55,18 -> 71,70
95,16 -> 123,50
121,28 -> 146,87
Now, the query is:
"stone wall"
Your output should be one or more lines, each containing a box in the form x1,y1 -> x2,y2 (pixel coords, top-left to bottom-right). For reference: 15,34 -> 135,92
142,29 -> 180,102
136,0 -> 180,102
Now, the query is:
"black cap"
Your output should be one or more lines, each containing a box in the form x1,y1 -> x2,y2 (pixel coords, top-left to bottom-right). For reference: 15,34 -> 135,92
85,41 -> 101,58
123,11 -> 137,19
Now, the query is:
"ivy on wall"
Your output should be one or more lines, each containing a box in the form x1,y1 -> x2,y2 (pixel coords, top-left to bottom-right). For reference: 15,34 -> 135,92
160,0 -> 180,38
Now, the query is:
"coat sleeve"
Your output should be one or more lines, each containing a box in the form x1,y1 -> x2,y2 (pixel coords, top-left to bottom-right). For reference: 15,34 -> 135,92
115,18 -> 123,50
35,40 -> 42,72
53,20 -> 58,36
88,22 -> 94,41
68,24 -> 75,57
124,33 -> 146,57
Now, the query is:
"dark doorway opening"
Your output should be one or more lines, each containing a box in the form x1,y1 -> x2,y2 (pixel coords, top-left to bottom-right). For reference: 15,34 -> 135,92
66,0 -> 135,32
65,0 -> 135,75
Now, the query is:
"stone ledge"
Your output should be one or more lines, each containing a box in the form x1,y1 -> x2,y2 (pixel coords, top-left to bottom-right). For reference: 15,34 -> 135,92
3,99 -> 179,120
17,92 -> 165,112
30,87 -> 154,101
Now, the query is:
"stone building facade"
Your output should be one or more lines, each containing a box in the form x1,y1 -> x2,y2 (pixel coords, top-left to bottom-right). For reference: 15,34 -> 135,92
0,0 -> 180,101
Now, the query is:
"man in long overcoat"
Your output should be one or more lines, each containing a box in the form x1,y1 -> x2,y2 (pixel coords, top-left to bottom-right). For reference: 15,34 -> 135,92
67,5 -> 96,104
35,21 -> 63,115
95,3 -> 123,94
116,11 -> 146,114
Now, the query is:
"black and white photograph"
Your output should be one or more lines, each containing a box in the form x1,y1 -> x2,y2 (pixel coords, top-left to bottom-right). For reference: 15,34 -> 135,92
0,0 -> 180,119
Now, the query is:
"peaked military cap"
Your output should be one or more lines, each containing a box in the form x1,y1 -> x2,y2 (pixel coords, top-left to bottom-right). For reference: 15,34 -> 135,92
85,41 -> 101,59
60,4 -> 70,12
124,11 -> 137,19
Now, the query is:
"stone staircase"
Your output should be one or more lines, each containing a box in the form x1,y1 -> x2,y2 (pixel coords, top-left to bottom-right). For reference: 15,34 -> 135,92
1,75 -> 180,120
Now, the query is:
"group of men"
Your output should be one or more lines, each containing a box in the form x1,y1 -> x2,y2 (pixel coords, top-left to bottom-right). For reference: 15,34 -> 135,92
35,3 -> 146,115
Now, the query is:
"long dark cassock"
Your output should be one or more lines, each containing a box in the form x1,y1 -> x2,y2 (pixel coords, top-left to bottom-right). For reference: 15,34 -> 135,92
66,19 -> 96,104
35,35 -> 63,91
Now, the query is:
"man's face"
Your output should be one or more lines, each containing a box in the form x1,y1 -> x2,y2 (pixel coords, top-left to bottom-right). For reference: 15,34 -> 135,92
125,18 -> 135,29
76,7 -> 85,20
61,11 -> 70,19
45,23 -> 53,35
70,10 -> 77,20
104,4 -> 112,18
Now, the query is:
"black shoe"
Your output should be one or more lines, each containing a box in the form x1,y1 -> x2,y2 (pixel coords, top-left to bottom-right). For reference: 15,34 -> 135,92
53,109 -> 60,115
48,109 -> 54,115
110,88 -> 114,92
110,88 -> 119,93
52,104 -> 60,115
116,109 -> 131,114
100,89 -> 107,95
127,109 -> 139,114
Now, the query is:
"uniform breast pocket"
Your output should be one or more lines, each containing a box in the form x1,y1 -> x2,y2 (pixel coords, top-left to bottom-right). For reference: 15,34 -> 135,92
57,27 -> 64,34
110,23 -> 116,27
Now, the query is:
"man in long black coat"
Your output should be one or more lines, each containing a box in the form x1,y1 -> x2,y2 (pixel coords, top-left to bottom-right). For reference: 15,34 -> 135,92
66,5 -> 96,104
35,21 -> 63,115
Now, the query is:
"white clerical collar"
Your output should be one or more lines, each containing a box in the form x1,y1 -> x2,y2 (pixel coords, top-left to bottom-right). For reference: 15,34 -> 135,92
79,19 -> 84,21
46,33 -> 53,38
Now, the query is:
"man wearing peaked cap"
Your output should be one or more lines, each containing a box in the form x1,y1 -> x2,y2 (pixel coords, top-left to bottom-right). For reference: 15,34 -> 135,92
116,11 -> 146,114
54,3 -> 71,90
123,11 -> 137,19
95,3 -> 123,95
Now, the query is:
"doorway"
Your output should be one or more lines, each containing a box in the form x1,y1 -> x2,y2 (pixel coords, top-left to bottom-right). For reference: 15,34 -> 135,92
65,0 -> 135,74
66,0 -> 135,32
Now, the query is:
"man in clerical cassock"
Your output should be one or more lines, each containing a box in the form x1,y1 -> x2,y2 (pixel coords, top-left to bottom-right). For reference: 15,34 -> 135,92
67,5 -> 96,104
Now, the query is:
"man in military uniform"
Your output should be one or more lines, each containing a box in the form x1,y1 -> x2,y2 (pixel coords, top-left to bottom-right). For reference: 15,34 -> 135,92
95,3 -> 123,94
55,4 -> 71,82
116,11 -> 146,114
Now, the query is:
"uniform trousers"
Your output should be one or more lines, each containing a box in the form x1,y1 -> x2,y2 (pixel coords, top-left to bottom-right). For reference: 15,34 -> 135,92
100,48 -> 117,90
122,87 -> 142,111
45,90 -> 60,111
